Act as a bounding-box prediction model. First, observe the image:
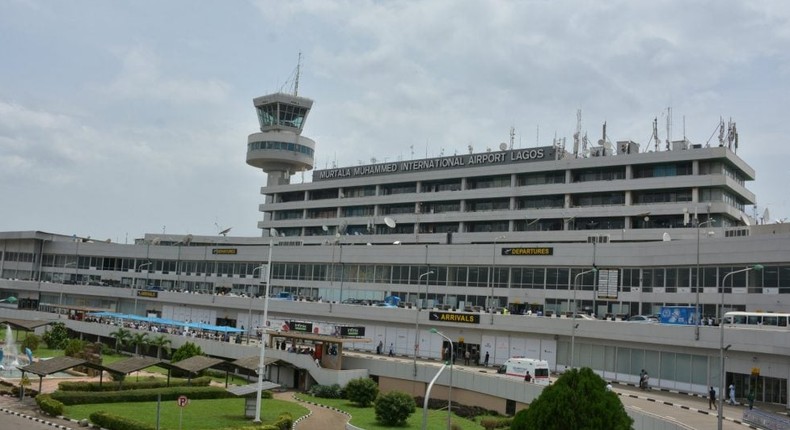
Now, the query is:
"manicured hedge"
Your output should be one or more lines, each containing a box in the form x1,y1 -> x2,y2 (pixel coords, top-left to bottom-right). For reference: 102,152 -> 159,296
35,394 -> 65,417
58,376 -> 211,391
50,386 -> 241,405
90,411 -> 155,430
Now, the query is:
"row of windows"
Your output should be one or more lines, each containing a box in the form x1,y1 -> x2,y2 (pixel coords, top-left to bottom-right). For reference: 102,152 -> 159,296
248,140 -> 314,157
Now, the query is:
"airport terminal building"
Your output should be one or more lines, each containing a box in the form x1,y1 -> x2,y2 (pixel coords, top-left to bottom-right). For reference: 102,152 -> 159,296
1,90 -> 789,409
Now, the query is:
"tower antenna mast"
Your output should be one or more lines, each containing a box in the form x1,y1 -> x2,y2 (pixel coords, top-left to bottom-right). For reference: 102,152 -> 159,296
294,52 -> 302,96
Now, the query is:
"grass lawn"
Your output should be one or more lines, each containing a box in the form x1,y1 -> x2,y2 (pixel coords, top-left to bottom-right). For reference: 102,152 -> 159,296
66,397 -> 308,430
296,394 -> 485,430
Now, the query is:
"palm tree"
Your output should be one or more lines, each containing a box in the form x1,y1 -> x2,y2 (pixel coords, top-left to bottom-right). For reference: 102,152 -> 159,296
130,333 -> 149,356
149,334 -> 172,359
109,327 -> 131,353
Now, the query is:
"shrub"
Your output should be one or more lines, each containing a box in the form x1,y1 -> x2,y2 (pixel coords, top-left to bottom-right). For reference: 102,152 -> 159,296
309,384 -> 344,399
58,376 -> 212,391
344,377 -> 378,407
510,408 -> 529,430
64,338 -> 88,358
35,394 -> 64,417
374,391 -> 415,426
20,333 -> 41,352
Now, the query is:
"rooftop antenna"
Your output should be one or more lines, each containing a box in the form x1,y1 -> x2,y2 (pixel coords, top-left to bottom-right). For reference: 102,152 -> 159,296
509,126 -> 515,150
652,117 -> 659,152
718,117 -> 726,147
665,107 -> 672,151
573,109 -> 581,158
219,227 -> 232,236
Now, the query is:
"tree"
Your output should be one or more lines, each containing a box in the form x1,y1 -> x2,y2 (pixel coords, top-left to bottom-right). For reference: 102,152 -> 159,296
171,341 -> 203,363
345,377 -> 379,407
130,333 -> 149,356
42,322 -> 70,349
109,327 -> 131,353
149,335 -> 172,359
515,367 -> 633,430
375,391 -> 416,426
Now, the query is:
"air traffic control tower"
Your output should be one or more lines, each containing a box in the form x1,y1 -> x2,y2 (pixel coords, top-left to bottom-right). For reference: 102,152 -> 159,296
246,92 -> 315,235
246,92 -> 315,183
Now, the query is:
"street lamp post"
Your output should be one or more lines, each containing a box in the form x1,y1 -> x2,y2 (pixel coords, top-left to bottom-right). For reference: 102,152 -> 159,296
430,328 -> 453,430
489,235 -> 506,324
59,262 -> 78,313
695,218 -> 714,341
413,270 -> 435,377
133,262 -> 152,315
718,264 -> 762,430
570,268 -> 597,369
254,239 -> 275,423
421,360 -> 448,430
246,265 -> 268,345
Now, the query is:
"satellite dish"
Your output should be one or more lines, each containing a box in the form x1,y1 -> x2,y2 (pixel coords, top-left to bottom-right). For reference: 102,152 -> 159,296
383,217 -> 397,229
183,234 -> 193,245
219,227 -> 232,236
321,225 -> 329,232
338,221 -> 349,235
151,237 -> 161,245
270,228 -> 278,237
393,240 -> 401,245
662,232 -> 671,242
499,142 -> 508,151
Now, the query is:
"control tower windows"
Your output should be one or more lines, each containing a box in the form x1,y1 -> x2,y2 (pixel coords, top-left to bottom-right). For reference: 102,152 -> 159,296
256,103 -> 308,130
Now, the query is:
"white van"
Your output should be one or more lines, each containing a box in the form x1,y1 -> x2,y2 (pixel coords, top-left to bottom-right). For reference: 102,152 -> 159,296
498,357 -> 551,385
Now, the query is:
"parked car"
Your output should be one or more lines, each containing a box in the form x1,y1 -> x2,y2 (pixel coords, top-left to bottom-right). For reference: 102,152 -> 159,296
627,315 -> 658,323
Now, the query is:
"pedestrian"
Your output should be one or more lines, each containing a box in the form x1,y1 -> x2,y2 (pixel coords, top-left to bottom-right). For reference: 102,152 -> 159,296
388,343 -> 394,356
606,381 -> 613,392
747,390 -> 755,410
484,351 -> 490,367
729,383 -> 736,405
639,369 -> 646,389
464,349 -> 470,365
376,340 -> 382,355
709,386 -> 717,410
524,371 -> 532,383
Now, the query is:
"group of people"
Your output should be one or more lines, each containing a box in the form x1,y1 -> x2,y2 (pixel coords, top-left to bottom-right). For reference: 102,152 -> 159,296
376,341 -> 394,357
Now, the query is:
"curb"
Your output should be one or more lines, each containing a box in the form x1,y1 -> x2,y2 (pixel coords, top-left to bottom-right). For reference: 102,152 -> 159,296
1,406 -> 73,430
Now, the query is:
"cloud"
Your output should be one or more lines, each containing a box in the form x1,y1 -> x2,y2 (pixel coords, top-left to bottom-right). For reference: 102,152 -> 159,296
100,46 -> 231,105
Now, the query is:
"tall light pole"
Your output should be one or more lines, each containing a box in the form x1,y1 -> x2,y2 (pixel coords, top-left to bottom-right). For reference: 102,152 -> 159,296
718,264 -> 762,430
421,360 -> 448,430
489,235 -> 506,323
246,265 -> 267,344
695,218 -> 714,341
413,270 -> 434,377
254,239 -> 275,423
570,268 -> 597,369
431,328 -> 453,430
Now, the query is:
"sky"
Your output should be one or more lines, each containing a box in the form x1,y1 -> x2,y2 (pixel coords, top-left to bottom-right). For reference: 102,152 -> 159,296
1,0 -> 789,242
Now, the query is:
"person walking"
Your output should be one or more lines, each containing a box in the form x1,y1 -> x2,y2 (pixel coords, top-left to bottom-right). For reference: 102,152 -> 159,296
376,340 -> 383,355
709,386 -> 718,410
484,351 -> 490,367
388,343 -> 394,357
729,383 -> 736,405
464,349 -> 470,365
524,371 -> 532,383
